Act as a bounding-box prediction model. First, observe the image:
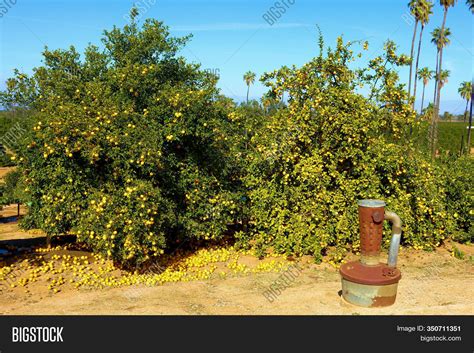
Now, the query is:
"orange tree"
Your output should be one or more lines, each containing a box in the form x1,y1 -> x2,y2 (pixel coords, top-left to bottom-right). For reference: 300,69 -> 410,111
0,15 -> 243,267
237,37 -> 460,261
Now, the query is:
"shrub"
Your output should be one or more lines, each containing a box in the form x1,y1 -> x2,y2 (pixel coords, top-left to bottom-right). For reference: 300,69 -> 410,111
238,37 -> 456,260
441,155 -> 473,242
1,16 -> 243,267
0,169 -> 26,215
412,121 -> 469,156
0,110 -> 32,167
0,150 -> 14,167
1,16 -> 470,266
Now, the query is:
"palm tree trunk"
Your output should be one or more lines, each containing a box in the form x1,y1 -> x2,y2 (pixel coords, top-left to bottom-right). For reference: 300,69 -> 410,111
430,51 -> 439,156
245,84 -> 250,150
433,51 -> 439,104
433,54 -> 444,158
408,21 -> 419,98
432,8 -> 449,158
468,96 -> 473,152
463,99 -> 469,123
420,83 -> 426,114
435,8 -> 449,105
412,24 -> 424,110
435,46 -> 445,115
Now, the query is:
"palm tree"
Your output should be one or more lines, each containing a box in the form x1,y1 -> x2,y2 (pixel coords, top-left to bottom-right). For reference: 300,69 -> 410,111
423,102 -> 435,118
467,0 -> 474,12
412,0 -> 434,109
417,67 -> 434,113
436,70 -> 450,119
434,1 -> 456,103
429,68 -> 449,155
438,69 -> 450,89
468,83 -> 473,150
242,71 -> 256,151
431,0 -> 457,158
408,0 -> 421,98
430,25 -> 452,157
436,70 -> 450,118
458,81 -> 472,122
243,71 -> 256,104
431,27 -> 451,102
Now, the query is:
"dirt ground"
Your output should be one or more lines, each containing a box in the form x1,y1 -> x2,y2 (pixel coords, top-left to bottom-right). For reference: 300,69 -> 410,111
0,167 -> 15,180
0,202 -> 472,315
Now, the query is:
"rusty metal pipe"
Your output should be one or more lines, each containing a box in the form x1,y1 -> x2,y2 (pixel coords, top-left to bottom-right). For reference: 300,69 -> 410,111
384,211 -> 402,268
340,200 -> 402,307
357,199 -> 385,266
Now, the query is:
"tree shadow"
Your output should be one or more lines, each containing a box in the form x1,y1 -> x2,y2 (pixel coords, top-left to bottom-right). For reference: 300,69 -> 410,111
0,234 -> 77,267
0,215 -> 21,224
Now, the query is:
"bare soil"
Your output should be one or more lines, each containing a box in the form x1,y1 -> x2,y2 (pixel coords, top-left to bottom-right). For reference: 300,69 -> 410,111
0,167 -> 14,180
0,208 -> 472,315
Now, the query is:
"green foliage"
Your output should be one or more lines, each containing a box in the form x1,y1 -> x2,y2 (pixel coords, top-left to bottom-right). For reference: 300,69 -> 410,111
1,18 -> 471,267
0,150 -> 14,167
237,37 -> 456,260
0,110 -> 32,166
438,122 -> 470,153
451,246 -> 465,260
412,121 -> 469,155
441,155 -> 473,242
1,19 -> 243,267
0,169 -> 26,208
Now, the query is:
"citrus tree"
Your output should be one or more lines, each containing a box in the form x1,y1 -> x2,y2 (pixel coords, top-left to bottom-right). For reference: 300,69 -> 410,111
1,14 -> 243,267
238,37 -> 457,261
1,16 -> 470,267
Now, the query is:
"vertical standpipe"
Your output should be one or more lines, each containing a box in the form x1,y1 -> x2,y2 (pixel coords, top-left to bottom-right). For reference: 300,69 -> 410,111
340,200 -> 403,307
384,211 -> 402,268
357,199 -> 385,265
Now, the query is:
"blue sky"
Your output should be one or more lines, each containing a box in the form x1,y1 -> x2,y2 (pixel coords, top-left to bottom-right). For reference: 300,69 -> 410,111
0,0 -> 472,113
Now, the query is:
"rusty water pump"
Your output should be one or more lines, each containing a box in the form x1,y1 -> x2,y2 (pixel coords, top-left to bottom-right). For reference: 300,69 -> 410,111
340,200 -> 402,307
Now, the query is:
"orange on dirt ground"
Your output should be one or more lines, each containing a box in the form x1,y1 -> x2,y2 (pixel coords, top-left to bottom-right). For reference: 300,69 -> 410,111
0,210 -> 472,315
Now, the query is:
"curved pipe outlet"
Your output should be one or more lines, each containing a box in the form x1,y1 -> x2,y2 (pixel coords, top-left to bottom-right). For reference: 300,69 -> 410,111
384,211 -> 402,268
